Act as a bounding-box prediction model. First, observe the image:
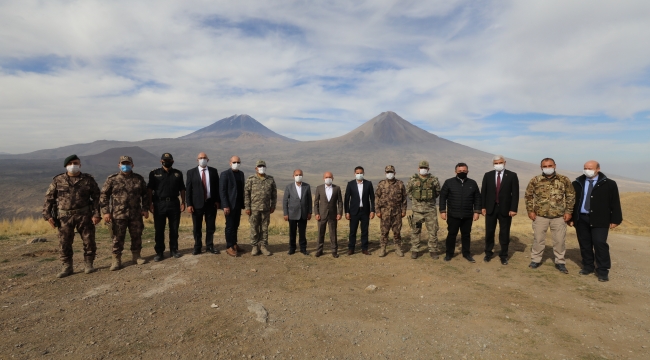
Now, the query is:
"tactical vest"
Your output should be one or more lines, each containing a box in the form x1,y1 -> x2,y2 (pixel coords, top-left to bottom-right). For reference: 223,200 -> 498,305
412,176 -> 436,200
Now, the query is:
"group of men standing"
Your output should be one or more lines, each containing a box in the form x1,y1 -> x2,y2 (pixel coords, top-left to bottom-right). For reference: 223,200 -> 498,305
43,152 -> 622,283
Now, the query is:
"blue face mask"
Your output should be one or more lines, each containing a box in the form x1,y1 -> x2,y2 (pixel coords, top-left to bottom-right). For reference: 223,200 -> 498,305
120,164 -> 132,172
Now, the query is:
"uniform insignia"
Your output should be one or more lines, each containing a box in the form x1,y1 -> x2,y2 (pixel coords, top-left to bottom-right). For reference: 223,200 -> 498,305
174,173 -> 180,177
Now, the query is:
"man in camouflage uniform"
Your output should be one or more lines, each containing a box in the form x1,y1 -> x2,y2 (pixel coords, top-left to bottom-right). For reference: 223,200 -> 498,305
245,160 -> 277,256
375,165 -> 407,257
43,155 -> 102,278
100,156 -> 151,271
525,158 -> 576,273
406,160 -> 442,259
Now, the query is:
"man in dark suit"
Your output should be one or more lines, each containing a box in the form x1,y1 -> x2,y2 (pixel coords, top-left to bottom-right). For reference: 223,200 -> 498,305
344,166 -> 375,255
283,169 -> 312,255
481,155 -> 519,265
186,152 -> 221,255
219,155 -> 245,257
569,160 -> 622,282
314,171 -> 343,257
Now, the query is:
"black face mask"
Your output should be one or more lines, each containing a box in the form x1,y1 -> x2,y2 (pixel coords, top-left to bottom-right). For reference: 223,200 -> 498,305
162,160 -> 173,168
457,172 -> 468,180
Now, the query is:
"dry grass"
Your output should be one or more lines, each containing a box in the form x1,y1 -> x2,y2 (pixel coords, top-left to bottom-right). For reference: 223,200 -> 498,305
0,217 -> 56,238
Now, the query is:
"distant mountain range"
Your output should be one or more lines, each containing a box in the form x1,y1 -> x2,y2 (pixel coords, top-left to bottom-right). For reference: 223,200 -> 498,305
1,111 -> 648,219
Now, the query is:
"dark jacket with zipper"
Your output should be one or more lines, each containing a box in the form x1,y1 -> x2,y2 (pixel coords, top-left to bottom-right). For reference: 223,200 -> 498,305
571,172 -> 622,228
439,176 -> 482,219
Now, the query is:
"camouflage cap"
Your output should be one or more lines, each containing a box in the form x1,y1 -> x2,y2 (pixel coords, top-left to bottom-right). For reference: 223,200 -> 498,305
385,165 -> 395,172
256,160 -> 267,167
63,154 -> 80,167
419,160 -> 429,168
161,153 -> 173,160
119,155 -> 133,164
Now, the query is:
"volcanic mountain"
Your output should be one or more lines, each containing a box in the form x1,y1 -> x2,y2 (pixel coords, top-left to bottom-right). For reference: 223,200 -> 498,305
178,114 -> 296,142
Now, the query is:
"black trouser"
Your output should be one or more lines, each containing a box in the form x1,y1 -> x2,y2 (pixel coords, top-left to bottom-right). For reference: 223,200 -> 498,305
484,203 -> 513,259
289,218 -> 308,252
191,200 -> 217,251
576,214 -> 611,276
225,208 -> 242,249
348,212 -> 370,251
445,215 -> 473,257
153,200 -> 181,254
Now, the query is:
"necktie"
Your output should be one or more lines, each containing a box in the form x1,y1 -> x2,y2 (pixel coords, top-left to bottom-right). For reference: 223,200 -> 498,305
584,180 -> 594,211
496,171 -> 502,203
201,169 -> 207,201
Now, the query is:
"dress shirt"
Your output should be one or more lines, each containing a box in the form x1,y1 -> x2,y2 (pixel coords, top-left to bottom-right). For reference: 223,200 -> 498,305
198,166 -> 210,199
495,170 -> 503,184
325,184 -> 333,201
295,183 -> 302,199
357,181 -> 364,207
581,174 -> 599,214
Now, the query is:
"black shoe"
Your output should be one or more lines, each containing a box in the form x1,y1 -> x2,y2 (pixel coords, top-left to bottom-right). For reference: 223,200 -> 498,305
287,249 -> 296,255
598,275 -> 609,282
207,247 -> 220,254
332,253 -> 339,258
464,255 -> 476,263
500,258 -> 508,265
301,251 -> 309,256
483,255 -> 492,263
555,263 -> 569,274
579,269 -> 594,275
192,249 -> 201,255
154,253 -> 164,262
171,251 -> 182,259
529,261 -> 541,269
315,251 -> 323,257
444,255 -> 452,262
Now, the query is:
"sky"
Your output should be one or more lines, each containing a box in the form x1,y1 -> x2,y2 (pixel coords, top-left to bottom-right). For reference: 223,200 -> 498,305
1,0 -> 650,180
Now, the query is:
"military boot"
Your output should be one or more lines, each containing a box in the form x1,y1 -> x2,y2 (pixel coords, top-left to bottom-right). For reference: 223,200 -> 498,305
251,245 -> 260,256
411,251 -> 418,259
394,246 -> 404,257
378,245 -> 387,257
260,245 -> 272,256
132,250 -> 147,265
110,254 -> 122,271
56,260 -> 73,278
84,259 -> 96,274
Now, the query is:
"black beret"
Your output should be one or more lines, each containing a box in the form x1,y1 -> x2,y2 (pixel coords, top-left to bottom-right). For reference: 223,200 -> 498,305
64,154 -> 80,167
161,153 -> 173,160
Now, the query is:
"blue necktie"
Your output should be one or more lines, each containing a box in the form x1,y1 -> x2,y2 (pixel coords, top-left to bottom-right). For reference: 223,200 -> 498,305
584,180 -> 594,211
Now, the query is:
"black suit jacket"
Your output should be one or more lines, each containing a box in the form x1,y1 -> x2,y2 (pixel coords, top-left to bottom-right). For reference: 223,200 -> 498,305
481,169 -> 519,216
186,166 -> 220,209
344,179 -> 375,216
219,168 -> 245,210
571,172 -> 622,228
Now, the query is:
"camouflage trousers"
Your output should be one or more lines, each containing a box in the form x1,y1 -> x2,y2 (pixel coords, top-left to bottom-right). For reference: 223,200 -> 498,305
111,216 -> 144,255
410,210 -> 439,253
380,213 -> 402,247
249,210 -> 270,246
58,213 -> 97,262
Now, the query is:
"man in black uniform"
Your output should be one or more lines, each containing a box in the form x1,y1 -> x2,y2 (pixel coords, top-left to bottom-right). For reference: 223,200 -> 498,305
148,153 -> 186,261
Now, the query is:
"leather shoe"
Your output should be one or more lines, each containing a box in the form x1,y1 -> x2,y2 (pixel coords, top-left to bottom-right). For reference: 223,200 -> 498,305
301,250 -> 309,256
464,255 -> 476,263
500,258 -> 508,265
315,250 -> 323,257
287,249 -> 296,255
332,253 -> 339,258
362,250 -> 371,255
598,275 -> 609,282
226,247 -> 237,257
171,251 -> 181,259
443,255 -> 452,262
154,253 -> 164,262
579,269 -> 594,275
192,249 -> 201,255
555,263 -> 569,274
207,247 -> 220,254
483,255 -> 492,263
529,261 -> 541,269
347,249 -> 354,256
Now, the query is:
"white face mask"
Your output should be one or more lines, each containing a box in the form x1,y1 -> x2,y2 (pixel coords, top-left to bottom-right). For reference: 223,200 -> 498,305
257,166 -> 266,174
231,163 -> 240,170
294,175 -> 303,183
584,169 -> 596,178
198,159 -> 208,167
542,168 -> 555,176
66,164 -> 80,174
386,173 -> 395,180
324,178 -> 333,185
494,164 -> 505,172
355,173 -> 364,181
419,168 -> 429,175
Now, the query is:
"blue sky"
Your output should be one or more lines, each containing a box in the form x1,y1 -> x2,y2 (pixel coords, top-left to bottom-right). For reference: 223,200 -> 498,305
1,1 -> 649,180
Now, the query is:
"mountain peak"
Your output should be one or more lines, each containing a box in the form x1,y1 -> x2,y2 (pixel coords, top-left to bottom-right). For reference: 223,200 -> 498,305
334,111 -> 438,145
178,114 -> 296,141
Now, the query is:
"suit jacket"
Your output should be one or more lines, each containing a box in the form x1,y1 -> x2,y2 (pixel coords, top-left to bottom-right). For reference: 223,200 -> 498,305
282,182 -> 312,220
344,179 -> 375,216
481,169 -> 519,216
313,184 -> 343,220
219,168 -> 245,210
571,172 -> 622,228
186,166 -> 220,209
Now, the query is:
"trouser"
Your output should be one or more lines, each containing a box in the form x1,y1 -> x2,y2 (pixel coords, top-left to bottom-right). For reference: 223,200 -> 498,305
112,216 -> 144,255
576,214 -> 611,276
484,203 -> 513,259
58,213 -> 96,262
531,216 -> 567,264
191,202 -> 217,251
445,216 -> 473,257
317,218 -> 338,253
153,201 -> 181,254
288,218 -> 308,252
410,210 -> 439,252
225,208 -> 242,249
379,213 -> 402,247
348,213 -> 370,251
249,210 -> 270,246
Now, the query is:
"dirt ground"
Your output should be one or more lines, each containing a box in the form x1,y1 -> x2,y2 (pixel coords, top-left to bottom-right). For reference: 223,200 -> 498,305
1,212 -> 649,360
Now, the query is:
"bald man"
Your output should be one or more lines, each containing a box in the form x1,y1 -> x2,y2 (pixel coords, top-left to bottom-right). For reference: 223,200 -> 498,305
313,172 -> 343,257
569,161 -> 622,282
186,152 -> 221,255
283,169 -> 312,255
220,156 -> 246,257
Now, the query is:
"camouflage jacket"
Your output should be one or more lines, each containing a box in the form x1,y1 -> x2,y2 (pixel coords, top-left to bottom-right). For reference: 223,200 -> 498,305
525,173 -> 576,218
244,174 -> 277,212
100,172 -> 151,219
43,172 -> 101,220
375,179 -> 407,215
406,173 -> 441,213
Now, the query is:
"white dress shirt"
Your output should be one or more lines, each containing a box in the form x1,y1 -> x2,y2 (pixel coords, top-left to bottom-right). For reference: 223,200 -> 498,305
198,166 -> 210,199
325,184 -> 333,201
357,181 -> 364,207
495,170 -> 503,184
295,183 -> 302,199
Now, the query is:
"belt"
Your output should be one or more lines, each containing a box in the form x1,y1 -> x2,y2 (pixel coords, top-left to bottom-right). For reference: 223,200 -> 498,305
59,205 -> 92,217
156,197 -> 179,202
